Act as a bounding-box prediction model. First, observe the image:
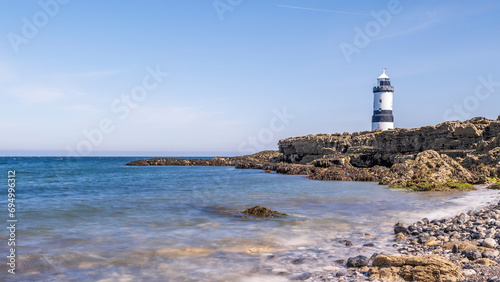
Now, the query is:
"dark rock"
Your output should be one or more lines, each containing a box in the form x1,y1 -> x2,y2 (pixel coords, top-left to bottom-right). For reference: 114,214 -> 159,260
292,258 -> 305,264
463,250 -> 482,261
394,222 -> 409,235
346,255 -> 369,268
291,272 -> 311,280
334,259 -> 346,265
452,244 -> 460,253
363,243 -> 375,247
339,239 -> 353,246
241,206 -> 287,217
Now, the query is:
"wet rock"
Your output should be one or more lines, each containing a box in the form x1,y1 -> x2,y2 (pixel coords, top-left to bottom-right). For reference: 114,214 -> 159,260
241,206 -> 287,217
335,271 -> 345,277
271,268 -> 288,275
334,259 -> 346,265
292,258 -> 305,264
346,255 -> 369,268
291,272 -> 311,280
394,222 -> 409,235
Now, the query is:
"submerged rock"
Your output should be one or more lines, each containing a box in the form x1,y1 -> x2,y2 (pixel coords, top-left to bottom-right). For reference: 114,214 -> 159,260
346,255 -> 368,267
241,206 -> 287,217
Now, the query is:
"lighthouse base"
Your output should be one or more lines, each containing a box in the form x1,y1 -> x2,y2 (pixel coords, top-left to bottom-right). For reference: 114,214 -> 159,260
372,122 -> 394,131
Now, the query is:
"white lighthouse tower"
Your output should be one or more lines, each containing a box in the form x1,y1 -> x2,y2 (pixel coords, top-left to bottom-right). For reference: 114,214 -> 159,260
371,68 -> 394,131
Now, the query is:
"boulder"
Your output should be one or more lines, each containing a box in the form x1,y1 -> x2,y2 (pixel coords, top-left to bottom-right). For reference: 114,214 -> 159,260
370,254 -> 464,282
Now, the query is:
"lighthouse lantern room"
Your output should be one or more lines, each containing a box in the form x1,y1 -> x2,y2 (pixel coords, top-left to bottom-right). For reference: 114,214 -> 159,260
371,68 -> 394,131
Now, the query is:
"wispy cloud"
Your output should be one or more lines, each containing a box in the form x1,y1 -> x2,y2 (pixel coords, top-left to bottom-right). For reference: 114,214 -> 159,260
12,87 -> 64,103
277,5 -> 370,16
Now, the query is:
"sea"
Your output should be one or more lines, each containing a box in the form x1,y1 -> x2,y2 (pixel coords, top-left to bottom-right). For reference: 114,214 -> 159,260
0,157 -> 499,281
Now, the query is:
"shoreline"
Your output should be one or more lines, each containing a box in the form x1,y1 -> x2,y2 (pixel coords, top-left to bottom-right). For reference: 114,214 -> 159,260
317,185 -> 500,281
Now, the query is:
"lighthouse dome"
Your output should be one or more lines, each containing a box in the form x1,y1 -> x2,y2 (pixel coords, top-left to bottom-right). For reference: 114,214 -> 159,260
377,68 -> 389,80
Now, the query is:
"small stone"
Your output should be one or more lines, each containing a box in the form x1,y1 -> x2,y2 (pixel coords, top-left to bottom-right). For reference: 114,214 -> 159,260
395,232 -> 407,239
334,259 -> 346,265
346,255 -> 369,268
292,258 -> 305,264
363,243 -> 375,247
271,268 -> 288,275
344,241 -> 353,246
488,276 -> 500,282
291,272 -> 312,280
463,269 -> 477,276
457,212 -> 470,224
482,250 -> 499,259
336,271 -> 345,277
483,238 -> 498,248
418,233 -> 431,243
365,233 -> 372,236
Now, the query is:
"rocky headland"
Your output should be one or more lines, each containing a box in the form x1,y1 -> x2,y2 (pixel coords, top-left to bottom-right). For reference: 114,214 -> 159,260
127,116 -> 500,191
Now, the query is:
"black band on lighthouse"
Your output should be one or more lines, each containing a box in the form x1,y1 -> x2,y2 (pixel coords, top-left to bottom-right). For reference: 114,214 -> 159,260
372,110 -> 394,123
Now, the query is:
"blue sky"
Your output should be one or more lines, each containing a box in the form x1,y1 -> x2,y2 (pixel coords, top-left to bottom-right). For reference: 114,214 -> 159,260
1,0 -> 500,156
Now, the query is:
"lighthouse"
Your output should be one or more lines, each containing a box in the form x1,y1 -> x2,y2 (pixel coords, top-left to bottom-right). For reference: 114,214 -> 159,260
371,68 -> 394,131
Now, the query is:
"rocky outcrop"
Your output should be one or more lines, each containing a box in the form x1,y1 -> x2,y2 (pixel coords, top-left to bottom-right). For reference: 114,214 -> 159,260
380,150 -> 477,190
125,151 -> 281,167
369,254 -> 464,282
241,206 -> 287,217
278,117 -> 500,168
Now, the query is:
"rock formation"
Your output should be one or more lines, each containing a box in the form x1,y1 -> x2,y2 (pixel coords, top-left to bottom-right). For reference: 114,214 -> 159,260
127,116 -> 500,191
369,254 -> 464,282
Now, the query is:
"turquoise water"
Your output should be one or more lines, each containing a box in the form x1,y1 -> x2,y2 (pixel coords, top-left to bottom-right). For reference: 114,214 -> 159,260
0,157 -> 498,281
